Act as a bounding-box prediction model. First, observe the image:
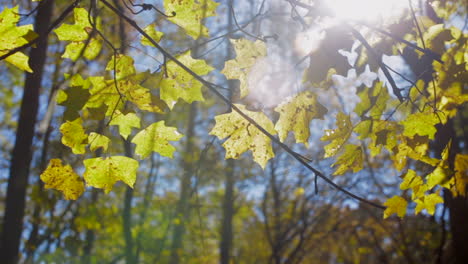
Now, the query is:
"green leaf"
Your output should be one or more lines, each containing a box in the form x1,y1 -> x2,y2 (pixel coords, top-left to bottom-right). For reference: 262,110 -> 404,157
331,144 -> 363,175
221,39 -> 267,98
40,159 -> 85,200
106,54 -> 136,81
158,50 -> 214,109
58,75 -> 90,121
383,195 -> 407,219
0,6 -> 38,72
60,117 -> 88,154
274,91 -> 327,146
415,193 -> 443,215
85,70 -> 165,116
210,104 -> 276,169
84,76 -> 123,116
164,0 -> 219,39
131,121 -> 183,159
354,82 -> 389,118
62,39 -> 102,61
321,112 -> 353,158
54,8 -> 93,41
141,24 -> 164,46
54,8 -> 102,61
109,110 -> 141,140
88,132 -> 110,152
83,156 -> 139,193
401,111 -> 445,140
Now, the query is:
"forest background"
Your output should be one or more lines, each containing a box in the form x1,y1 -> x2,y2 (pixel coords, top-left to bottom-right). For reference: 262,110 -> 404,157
0,0 -> 467,263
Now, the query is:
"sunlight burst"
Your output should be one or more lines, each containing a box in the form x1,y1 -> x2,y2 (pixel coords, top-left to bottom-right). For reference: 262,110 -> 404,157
326,0 -> 408,22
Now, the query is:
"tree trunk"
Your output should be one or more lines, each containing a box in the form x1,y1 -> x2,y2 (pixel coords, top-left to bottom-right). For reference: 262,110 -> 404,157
220,159 -> 235,264
434,118 -> 468,264
0,1 -> 54,263
123,139 -> 135,264
220,2 -> 235,262
169,103 -> 197,264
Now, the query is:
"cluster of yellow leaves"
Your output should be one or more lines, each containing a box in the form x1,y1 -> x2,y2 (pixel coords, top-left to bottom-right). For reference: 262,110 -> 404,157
0,6 -> 38,72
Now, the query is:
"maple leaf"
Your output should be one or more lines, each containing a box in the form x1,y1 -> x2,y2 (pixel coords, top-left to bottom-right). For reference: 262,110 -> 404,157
0,6 -> 38,72
84,76 -> 123,116
415,193 -> 443,215
331,144 -> 363,175
40,159 -> 85,200
400,169 -> 426,199
354,81 -> 389,118
221,39 -> 267,98
274,91 -> 327,146
60,117 -> 88,154
321,112 -> 353,158
354,119 -> 400,157
210,104 -> 276,169
401,111 -> 446,140
391,136 -> 439,171
164,0 -> 219,39
54,8 -> 102,61
83,156 -> 139,193
88,132 -> 110,152
383,195 -> 407,219
109,110 -> 141,140
57,74 -> 90,121
426,141 -> 453,189
62,39 -> 102,61
158,50 -> 214,109
141,24 -> 164,46
106,54 -> 136,81
131,121 -> 183,159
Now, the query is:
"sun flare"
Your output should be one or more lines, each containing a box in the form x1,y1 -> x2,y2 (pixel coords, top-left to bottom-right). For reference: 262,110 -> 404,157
326,0 -> 408,22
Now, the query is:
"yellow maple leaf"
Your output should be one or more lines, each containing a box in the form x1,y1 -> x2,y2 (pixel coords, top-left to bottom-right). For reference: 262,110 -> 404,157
164,0 -> 219,39
321,112 -> 353,158
331,144 -> 363,175
274,91 -> 327,146
210,104 -> 275,169
415,193 -> 443,215
60,117 -> 88,154
383,195 -> 407,219
400,169 -> 426,199
40,159 -> 85,200
221,39 -> 267,98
